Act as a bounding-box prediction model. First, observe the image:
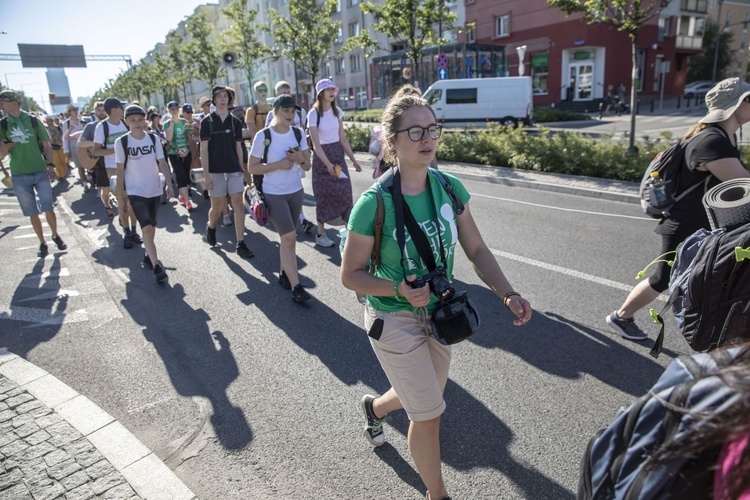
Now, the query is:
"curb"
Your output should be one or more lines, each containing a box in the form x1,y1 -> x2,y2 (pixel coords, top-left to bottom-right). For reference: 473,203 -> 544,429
0,348 -> 196,500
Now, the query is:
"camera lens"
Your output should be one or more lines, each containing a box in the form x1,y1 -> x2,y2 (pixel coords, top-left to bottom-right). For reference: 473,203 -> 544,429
430,277 -> 455,302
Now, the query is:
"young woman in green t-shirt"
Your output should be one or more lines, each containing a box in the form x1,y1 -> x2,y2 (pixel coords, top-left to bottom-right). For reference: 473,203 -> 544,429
341,94 -> 532,500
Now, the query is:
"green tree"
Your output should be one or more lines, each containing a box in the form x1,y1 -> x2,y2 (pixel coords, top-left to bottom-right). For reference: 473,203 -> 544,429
361,0 -> 456,88
547,0 -> 668,153
268,0 -> 340,101
166,29 -> 192,102
687,19 -> 734,82
187,12 -> 224,90
221,0 -> 266,105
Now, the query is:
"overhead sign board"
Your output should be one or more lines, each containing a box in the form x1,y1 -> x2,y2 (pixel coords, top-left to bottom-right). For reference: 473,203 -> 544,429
18,44 -> 87,68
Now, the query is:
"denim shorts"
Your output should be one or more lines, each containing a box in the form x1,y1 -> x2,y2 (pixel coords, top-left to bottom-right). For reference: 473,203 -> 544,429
13,170 -> 55,217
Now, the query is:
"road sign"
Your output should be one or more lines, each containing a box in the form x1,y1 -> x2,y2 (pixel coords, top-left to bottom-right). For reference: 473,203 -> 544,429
436,52 -> 448,69
438,68 -> 448,80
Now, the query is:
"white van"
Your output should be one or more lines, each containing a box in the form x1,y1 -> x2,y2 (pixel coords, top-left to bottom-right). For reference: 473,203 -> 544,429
422,77 -> 533,126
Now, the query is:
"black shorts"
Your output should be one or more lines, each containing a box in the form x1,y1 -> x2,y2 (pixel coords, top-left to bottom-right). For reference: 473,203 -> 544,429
93,162 -> 109,187
128,195 -> 160,228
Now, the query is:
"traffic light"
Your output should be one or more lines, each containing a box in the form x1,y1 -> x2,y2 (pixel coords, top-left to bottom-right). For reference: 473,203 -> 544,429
49,92 -> 56,103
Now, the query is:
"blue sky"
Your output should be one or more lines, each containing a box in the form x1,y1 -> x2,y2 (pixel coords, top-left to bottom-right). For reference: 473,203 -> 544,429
0,0 -> 211,109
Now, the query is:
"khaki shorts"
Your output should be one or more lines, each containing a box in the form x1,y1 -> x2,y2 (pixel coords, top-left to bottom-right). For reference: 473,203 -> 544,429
365,305 -> 451,421
209,172 -> 244,197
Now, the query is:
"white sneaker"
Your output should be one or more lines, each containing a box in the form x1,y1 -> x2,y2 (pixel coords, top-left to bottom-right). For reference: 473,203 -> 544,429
316,233 -> 335,247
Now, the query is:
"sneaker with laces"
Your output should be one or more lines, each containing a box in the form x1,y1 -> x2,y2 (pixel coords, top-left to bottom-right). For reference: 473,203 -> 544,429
51,235 -> 67,250
223,213 -> 233,226
606,311 -> 648,340
153,261 -> 168,283
291,283 -> 311,303
360,395 -> 385,447
205,223 -> 216,246
37,243 -> 49,258
178,194 -> 186,205
301,219 -> 314,234
130,232 -> 142,245
316,233 -> 335,248
236,241 -> 254,259
186,200 -> 194,212
278,271 -> 292,290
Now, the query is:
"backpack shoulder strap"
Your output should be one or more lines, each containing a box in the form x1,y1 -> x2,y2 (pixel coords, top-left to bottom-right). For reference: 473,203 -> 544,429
121,133 -> 130,170
102,120 -> 109,145
292,126 -> 302,147
371,187 -> 385,271
261,128 -> 272,163
430,168 -> 465,215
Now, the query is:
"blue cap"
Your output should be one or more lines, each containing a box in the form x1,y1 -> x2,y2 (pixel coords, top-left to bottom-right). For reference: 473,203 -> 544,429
181,104 -> 193,113
167,101 -> 179,109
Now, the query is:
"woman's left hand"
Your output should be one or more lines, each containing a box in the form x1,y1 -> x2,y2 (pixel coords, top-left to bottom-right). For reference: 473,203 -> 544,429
506,295 -> 532,326
352,159 -> 362,172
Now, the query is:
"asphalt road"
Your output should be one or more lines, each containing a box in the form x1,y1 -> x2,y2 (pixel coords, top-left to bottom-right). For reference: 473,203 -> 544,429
0,161 -> 692,499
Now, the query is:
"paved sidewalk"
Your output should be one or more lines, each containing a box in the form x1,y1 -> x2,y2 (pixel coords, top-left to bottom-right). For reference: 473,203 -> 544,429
0,349 -> 195,500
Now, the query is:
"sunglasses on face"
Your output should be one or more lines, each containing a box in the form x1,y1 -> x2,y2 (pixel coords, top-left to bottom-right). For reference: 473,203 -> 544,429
396,124 -> 443,142
257,88 -> 267,93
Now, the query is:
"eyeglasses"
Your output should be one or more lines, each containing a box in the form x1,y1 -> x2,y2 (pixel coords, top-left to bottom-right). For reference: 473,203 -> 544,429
396,124 -> 443,142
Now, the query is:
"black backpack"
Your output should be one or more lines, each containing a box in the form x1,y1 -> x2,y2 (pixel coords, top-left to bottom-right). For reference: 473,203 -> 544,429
578,346 -> 746,500
639,127 -> 725,219
253,126 -> 304,194
649,222 -> 750,358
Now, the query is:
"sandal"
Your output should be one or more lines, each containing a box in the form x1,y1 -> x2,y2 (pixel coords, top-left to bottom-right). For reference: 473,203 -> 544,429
105,206 -> 114,219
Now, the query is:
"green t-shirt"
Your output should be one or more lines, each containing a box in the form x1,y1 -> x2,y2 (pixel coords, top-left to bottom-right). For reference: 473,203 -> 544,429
0,112 -> 50,175
164,119 -> 189,152
348,171 -> 471,314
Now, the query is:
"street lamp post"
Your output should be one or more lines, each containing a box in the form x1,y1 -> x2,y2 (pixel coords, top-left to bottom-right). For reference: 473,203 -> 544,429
711,0 -> 724,82
4,71 -> 32,89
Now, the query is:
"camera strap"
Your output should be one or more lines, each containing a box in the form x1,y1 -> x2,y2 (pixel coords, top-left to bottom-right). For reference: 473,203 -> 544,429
389,169 -> 447,278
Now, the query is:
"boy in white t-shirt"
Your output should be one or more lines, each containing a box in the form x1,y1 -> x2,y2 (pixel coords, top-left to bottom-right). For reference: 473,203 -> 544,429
114,105 -> 174,283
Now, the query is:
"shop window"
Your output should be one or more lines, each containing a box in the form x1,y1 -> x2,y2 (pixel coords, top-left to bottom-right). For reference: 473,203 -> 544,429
531,53 -> 549,95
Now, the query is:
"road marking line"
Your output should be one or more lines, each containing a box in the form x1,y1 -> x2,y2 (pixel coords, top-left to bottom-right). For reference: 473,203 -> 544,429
470,192 -> 652,220
489,248 -> 668,301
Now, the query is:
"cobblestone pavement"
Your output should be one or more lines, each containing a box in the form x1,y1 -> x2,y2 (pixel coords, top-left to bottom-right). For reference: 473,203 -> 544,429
0,373 -> 142,500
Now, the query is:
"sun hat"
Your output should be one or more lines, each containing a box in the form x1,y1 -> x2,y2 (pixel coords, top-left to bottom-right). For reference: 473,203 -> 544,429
272,95 -> 301,110
0,90 -> 22,103
124,105 -> 146,118
211,85 -> 235,105
198,96 -> 211,107
698,78 -> 750,124
315,79 -> 339,98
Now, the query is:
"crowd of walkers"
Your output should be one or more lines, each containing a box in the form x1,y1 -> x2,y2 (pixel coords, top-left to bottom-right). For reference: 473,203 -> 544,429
2,79 -> 749,500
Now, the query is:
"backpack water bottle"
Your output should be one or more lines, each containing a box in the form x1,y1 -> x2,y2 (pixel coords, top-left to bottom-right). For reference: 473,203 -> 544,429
648,172 -> 669,209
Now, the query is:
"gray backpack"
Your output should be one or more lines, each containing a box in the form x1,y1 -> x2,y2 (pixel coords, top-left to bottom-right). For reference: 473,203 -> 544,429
578,347 -> 745,500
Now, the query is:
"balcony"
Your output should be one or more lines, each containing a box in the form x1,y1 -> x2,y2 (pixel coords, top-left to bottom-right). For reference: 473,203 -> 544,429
680,0 -> 708,13
676,35 -> 704,49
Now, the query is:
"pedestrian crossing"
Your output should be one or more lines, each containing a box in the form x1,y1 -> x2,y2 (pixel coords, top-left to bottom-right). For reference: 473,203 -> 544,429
0,192 -> 123,332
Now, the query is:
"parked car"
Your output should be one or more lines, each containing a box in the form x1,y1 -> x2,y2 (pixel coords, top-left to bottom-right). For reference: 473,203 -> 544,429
683,81 -> 715,99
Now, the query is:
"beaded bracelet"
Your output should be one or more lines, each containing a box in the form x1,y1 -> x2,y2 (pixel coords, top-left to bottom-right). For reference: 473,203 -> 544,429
503,291 -> 521,309
394,280 -> 400,298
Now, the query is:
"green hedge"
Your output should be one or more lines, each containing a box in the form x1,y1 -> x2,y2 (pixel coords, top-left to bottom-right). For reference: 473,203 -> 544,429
346,125 -> 678,183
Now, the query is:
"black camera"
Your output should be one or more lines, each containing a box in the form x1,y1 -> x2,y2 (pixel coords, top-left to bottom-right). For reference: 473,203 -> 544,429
408,267 -> 455,302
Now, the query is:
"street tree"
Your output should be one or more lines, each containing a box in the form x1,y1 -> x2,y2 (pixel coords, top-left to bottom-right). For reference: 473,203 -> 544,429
267,0 -> 340,102
547,0 -> 668,153
221,0 -> 266,105
360,0 -> 456,89
687,19 -> 734,82
166,30 -> 192,102
187,12 -> 224,91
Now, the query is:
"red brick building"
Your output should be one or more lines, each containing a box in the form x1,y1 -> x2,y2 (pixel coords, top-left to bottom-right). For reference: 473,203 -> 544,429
464,0 -> 707,107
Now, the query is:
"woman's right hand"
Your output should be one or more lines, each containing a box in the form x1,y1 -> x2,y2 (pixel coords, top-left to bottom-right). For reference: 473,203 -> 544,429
398,275 -> 431,308
203,175 -> 213,191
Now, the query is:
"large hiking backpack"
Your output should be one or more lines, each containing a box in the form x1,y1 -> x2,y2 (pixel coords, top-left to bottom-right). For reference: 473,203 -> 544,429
578,346 -> 746,500
639,128 -> 725,219
649,223 -> 750,358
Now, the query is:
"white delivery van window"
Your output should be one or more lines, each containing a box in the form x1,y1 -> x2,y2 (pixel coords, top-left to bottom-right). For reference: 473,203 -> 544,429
446,88 -> 477,104
424,88 -> 442,105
